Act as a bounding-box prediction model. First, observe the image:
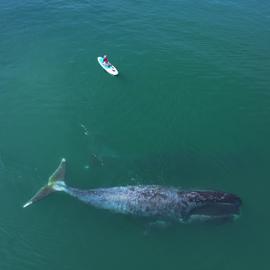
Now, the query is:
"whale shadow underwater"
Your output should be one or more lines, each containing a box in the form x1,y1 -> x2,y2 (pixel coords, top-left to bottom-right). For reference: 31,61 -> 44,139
23,159 -> 242,224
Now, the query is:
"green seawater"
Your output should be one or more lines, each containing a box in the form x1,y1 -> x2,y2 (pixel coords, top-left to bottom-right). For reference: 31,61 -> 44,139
0,0 -> 269,269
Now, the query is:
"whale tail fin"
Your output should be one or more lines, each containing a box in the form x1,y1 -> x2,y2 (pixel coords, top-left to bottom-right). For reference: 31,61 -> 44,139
23,158 -> 67,208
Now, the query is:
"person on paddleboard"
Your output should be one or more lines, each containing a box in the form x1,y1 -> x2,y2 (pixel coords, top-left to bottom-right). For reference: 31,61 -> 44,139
103,55 -> 109,65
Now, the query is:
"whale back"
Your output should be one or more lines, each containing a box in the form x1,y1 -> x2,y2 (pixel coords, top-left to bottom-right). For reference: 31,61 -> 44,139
66,185 -> 242,223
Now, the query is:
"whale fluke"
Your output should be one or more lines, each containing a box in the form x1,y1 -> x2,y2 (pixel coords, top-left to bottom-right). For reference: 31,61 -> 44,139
23,158 -> 67,208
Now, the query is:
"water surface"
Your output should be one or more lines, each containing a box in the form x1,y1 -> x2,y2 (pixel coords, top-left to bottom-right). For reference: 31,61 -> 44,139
0,1 -> 269,269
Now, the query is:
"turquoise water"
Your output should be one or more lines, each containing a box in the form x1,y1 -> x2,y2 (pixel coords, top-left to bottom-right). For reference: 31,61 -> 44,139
0,0 -> 270,269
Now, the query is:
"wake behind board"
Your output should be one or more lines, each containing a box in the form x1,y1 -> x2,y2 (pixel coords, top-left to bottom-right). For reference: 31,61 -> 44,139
97,57 -> 119,76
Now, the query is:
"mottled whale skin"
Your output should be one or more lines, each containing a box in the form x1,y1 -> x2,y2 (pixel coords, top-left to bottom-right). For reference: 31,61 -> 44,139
23,159 -> 242,223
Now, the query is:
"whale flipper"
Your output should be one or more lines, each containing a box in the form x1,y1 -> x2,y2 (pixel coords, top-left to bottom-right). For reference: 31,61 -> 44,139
23,158 -> 67,208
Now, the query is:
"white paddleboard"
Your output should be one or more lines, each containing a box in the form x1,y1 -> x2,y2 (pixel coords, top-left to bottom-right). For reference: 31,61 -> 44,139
97,57 -> 119,76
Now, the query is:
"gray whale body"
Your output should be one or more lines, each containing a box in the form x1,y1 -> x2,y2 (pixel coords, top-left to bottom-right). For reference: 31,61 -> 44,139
23,159 -> 242,224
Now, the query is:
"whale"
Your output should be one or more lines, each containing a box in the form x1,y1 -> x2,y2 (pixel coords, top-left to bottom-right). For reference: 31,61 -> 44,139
23,159 -> 242,224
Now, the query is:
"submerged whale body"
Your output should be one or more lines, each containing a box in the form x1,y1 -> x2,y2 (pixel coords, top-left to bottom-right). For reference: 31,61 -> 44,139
23,159 -> 242,224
